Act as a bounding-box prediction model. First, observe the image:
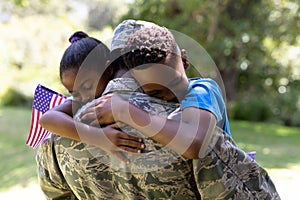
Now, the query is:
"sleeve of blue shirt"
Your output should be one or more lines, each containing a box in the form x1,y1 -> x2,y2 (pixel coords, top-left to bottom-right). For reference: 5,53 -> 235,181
181,78 -> 224,123
181,78 -> 231,136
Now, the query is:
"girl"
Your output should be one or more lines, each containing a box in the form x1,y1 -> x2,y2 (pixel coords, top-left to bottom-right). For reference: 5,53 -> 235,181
39,31 -> 144,157
37,31 -> 145,199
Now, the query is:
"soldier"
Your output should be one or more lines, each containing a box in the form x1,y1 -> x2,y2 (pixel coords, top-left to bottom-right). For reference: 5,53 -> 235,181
89,24 -> 281,199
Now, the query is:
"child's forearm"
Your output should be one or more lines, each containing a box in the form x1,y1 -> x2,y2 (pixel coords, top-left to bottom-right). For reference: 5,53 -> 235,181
39,104 -> 144,155
116,103 -> 216,159
39,110 -> 83,141
38,100 -> 82,141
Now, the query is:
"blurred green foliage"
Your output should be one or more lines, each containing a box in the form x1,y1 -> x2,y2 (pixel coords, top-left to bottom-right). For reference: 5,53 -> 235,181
123,0 -> 300,126
0,87 -> 32,107
230,94 -> 273,122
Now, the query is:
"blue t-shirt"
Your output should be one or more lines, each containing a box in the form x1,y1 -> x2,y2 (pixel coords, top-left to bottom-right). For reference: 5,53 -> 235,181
181,78 -> 231,136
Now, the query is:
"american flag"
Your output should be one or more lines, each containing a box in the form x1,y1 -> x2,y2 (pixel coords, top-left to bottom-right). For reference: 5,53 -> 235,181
26,84 -> 67,148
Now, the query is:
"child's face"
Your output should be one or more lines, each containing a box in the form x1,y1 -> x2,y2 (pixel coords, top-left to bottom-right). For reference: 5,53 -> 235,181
131,53 -> 189,102
61,68 -> 107,103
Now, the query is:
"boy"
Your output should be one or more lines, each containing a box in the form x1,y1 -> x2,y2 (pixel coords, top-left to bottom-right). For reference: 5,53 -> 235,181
81,26 -> 225,159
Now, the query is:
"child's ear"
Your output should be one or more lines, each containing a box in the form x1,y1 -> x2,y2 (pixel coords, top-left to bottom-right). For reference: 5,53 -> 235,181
181,49 -> 189,69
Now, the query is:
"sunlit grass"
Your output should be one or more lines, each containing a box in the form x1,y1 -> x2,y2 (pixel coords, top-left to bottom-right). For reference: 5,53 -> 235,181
0,107 -> 37,190
230,120 -> 300,169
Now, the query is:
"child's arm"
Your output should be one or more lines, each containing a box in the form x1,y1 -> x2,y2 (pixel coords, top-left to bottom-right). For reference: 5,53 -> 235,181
80,94 -> 216,159
39,100 -> 80,140
39,100 -> 145,162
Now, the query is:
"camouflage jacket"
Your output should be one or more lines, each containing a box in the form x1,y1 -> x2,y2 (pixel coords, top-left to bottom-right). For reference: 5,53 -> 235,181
193,127 -> 280,200
36,78 -> 201,200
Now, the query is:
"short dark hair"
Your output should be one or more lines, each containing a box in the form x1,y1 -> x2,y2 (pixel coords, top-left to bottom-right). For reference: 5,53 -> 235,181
122,26 -> 179,70
59,31 -> 110,79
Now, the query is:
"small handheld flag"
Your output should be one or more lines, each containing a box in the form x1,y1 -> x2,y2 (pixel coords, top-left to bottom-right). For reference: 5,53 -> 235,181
26,84 -> 66,148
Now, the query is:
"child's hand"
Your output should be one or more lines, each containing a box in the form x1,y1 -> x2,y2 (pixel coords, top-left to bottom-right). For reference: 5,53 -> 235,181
79,94 -> 127,126
101,123 -> 145,163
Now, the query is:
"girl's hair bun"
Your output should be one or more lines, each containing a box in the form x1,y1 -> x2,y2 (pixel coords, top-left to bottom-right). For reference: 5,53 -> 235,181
69,31 -> 89,43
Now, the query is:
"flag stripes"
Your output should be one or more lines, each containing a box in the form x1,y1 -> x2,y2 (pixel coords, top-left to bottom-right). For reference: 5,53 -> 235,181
26,84 -> 67,148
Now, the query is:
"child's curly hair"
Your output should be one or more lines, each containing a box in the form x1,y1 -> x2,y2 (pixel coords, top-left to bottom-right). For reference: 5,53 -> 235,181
122,26 -> 179,70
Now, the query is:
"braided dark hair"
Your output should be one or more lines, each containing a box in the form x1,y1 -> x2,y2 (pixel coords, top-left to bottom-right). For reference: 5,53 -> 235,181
122,26 -> 178,70
59,31 -> 110,80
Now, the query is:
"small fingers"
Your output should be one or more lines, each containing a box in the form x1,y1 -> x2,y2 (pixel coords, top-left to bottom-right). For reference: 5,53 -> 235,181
119,145 -> 143,154
118,138 -> 145,151
103,94 -> 114,99
121,132 -> 144,143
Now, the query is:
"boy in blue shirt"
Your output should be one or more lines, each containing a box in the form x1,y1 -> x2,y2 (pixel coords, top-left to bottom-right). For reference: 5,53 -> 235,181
82,26 -> 229,159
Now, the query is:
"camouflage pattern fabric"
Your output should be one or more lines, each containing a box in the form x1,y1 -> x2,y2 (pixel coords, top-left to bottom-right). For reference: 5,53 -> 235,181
36,137 -> 78,200
37,128 -> 122,199
37,78 -> 201,199
37,77 -> 279,199
193,127 -> 280,200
